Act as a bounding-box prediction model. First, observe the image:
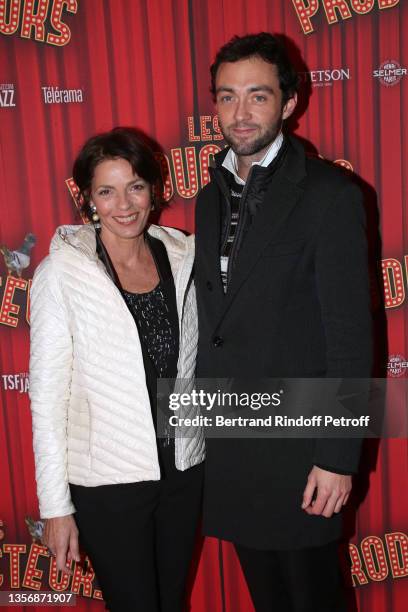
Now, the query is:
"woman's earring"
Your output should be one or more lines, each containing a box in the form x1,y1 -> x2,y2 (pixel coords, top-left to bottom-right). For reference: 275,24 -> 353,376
90,204 -> 100,223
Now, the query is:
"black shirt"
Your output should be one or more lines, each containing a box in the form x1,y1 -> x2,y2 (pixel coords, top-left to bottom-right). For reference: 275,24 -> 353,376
121,282 -> 178,379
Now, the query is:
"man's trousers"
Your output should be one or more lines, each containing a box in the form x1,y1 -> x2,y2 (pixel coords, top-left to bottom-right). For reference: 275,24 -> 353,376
235,540 -> 348,612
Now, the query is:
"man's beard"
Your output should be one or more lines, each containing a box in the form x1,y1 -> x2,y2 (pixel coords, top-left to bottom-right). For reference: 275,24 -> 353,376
221,121 -> 281,156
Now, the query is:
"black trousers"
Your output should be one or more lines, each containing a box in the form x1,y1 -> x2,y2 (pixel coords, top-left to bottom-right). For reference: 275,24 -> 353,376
235,541 -> 348,612
70,446 -> 203,612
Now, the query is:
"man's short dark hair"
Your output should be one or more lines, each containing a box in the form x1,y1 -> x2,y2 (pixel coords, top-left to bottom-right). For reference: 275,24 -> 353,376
210,32 -> 299,105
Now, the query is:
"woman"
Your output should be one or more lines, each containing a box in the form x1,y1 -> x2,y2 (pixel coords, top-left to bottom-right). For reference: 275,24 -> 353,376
29,127 -> 205,611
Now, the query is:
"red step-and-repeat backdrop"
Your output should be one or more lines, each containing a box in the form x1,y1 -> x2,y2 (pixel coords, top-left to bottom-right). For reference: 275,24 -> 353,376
0,1 -> 407,610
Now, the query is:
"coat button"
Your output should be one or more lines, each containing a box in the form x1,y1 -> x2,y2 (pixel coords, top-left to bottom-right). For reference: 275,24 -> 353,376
206,281 -> 213,291
212,336 -> 224,348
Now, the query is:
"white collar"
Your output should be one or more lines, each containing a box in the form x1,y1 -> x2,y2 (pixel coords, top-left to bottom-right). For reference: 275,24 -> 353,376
222,132 -> 284,185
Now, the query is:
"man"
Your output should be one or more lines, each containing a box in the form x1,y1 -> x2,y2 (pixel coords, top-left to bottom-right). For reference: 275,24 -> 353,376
194,33 -> 372,611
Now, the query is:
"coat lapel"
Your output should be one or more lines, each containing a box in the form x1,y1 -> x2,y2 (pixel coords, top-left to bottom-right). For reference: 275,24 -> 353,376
198,179 -> 225,301
217,136 -> 307,324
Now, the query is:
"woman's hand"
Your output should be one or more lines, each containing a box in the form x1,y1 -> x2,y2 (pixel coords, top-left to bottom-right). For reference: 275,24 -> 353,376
42,515 -> 80,574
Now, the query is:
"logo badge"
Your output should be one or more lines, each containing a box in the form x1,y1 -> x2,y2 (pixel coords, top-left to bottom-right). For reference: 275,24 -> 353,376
0,84 -> 16,108
42,86 -> 84,104
387,355 -> 408,378
301,68 -> 351,88
373,61 -> 407,87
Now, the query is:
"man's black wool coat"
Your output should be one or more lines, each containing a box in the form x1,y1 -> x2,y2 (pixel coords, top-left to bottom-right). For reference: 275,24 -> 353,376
194,135 -> 373,550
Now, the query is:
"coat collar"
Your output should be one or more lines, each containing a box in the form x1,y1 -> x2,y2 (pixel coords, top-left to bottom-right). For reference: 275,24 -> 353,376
50,223 -> 194,265
210,134 -> 306,184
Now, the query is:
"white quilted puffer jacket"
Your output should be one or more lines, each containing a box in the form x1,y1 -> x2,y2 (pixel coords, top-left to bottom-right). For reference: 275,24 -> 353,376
30,224 -> 205,519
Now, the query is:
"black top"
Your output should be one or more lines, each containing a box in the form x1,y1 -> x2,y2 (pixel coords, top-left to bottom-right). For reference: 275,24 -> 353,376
95,230 -> 179,387
121,282 -> 178,379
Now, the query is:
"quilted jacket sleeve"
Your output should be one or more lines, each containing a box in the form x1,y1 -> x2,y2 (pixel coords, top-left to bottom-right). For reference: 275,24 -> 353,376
29,258 -> 76,518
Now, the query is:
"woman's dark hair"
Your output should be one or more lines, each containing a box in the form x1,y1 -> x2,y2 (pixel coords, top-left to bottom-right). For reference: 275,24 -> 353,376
72,127 -> 163,221
210,32 -> 299,105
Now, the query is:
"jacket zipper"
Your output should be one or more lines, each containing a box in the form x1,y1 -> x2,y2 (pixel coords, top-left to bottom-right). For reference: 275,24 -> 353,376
173,252 -> 195,465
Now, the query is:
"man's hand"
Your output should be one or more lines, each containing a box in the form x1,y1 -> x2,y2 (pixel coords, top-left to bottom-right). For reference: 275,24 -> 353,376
42,515 -> 80,574
301,466 -> 352,518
